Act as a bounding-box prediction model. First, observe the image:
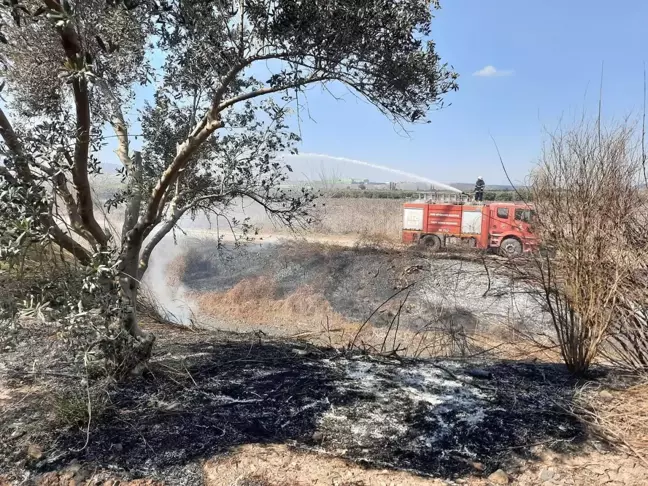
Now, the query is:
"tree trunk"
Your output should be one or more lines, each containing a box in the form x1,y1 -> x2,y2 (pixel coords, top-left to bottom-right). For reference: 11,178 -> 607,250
118,237 -> 155,363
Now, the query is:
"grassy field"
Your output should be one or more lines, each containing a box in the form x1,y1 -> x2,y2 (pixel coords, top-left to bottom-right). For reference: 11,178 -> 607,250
311,198 -> 403,240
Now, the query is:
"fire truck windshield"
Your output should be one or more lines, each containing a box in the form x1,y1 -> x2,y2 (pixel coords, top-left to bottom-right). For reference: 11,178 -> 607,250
514,208 -> 535,223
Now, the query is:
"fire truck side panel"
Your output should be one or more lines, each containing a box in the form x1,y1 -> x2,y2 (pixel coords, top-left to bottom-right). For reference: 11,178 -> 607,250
460,208 -> 482,234
402,203 -> 426,243
403,207 -> 425,231
477,206 -> 491,249
426,204 -> 462,235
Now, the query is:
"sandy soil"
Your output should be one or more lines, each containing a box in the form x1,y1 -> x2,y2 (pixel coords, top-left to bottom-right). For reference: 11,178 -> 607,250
203,442 -> 648,486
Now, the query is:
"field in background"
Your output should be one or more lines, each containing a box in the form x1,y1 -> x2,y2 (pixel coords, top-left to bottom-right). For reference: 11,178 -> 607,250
221,197 -> 404,242
91,173 -> 523,245
311,198 -> 403,240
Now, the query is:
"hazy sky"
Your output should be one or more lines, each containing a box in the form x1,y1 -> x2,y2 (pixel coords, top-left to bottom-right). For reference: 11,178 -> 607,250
278,1 -> 648,185
103,1 -> 648,186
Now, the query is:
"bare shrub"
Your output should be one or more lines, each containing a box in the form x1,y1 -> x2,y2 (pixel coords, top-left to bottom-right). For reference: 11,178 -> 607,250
597,200 -> 648,371
410,325 -> 478,358
529,119 -> 645,374
605,303 -> 648,372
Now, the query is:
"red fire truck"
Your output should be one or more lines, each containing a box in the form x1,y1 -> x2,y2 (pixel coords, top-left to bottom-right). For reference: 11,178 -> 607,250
402,194 -> 538,256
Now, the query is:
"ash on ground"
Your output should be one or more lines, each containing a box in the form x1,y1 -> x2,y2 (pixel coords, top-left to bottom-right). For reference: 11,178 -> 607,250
1,322 -> 586,485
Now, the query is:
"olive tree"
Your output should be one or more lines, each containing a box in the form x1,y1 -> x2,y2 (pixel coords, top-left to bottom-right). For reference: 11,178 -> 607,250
0,0 -> 457,358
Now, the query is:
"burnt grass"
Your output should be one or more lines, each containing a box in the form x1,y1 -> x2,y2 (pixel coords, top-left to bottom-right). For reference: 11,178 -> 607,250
180,241 -> 490,330
178,240 -> 549,338
0,323 -> 590,484
181,241 -> 412,323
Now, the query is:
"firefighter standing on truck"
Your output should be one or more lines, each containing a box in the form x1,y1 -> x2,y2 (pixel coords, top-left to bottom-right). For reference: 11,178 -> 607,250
474,176 -> 485,202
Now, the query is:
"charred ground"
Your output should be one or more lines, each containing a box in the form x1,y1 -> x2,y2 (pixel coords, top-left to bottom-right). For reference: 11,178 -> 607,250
175,240 -> 547,340
0,320 -> 591,485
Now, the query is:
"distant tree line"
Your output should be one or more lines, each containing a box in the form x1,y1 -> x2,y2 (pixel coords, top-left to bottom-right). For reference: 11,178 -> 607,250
483,190 -> 532,202
323,189 -> 532,202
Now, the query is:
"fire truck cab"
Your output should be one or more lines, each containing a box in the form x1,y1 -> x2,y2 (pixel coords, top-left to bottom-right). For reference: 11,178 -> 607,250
402,194 -> 538,256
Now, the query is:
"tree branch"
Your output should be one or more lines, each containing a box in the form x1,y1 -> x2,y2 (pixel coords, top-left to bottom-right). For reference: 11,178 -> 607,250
98,80 -> 132,169
0,102 -> 93,261
0,106 -> 32,181
209,51 -> 301,115
217,75 -> 330,112
49,222 -> 92,265
138,190 -> 234,278
134,55 -> 319,244
70,75 -> 109,247
52,170 -> 99,246
133,117 -> 223,241
138,209 -> 184,278
138,192 -> 185,278
122,152 -> 142,241
0,165 -> 17,185
43,0 -> 108,248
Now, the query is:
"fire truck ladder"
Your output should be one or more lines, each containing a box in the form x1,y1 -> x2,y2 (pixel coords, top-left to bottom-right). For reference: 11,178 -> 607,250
414,192 -> 472,204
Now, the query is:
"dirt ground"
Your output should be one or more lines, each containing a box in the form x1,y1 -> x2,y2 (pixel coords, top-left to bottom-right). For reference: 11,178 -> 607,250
1,320 -> 647,486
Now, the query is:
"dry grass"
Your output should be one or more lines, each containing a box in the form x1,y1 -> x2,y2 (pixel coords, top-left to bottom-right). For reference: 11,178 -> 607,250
190,275 -> 560,361
353,228 -> 399,251
193,196 -> 403,242
191,278 -> 364,346
309,198 -> 403,241
191,276 -> 423,352
528,119 -> 646,374
573,382 -> 648,466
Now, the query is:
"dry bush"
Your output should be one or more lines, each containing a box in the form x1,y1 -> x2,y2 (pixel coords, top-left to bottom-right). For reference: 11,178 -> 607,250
408,326 -> 477,358
605,305 -> 648,372
601,209 -> 648,372
529,119 -> 646,374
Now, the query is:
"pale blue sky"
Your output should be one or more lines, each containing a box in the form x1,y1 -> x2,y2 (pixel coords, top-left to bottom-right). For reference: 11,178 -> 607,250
280,1 -> 648,185
105,1 -> 648,186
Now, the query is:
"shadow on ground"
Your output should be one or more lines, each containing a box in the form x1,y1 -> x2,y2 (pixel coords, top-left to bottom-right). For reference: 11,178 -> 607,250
32,330 -> 588,482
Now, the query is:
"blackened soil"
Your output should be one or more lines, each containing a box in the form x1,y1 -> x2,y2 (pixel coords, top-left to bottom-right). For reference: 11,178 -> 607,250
0,322 -> 588,484
182,242 -> 433,326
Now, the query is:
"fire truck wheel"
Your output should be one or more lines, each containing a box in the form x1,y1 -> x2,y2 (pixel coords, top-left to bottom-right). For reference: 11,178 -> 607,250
420,235 -> 442,252
500,237 -> 522,257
